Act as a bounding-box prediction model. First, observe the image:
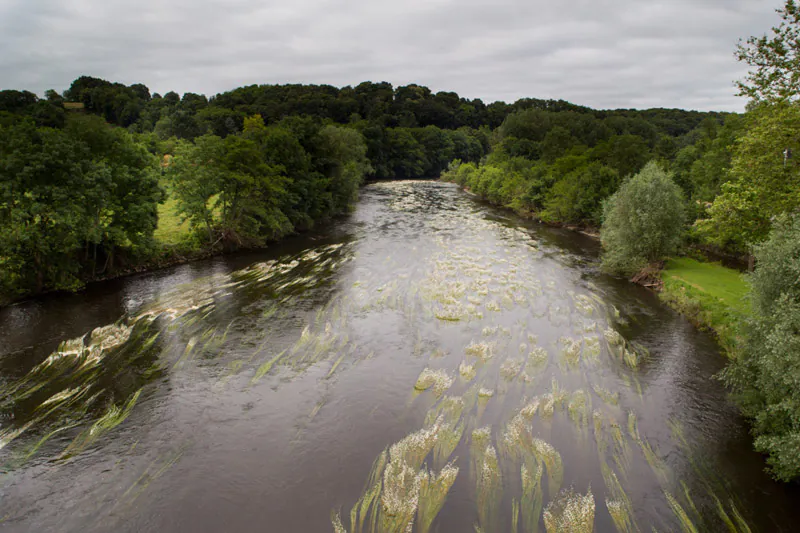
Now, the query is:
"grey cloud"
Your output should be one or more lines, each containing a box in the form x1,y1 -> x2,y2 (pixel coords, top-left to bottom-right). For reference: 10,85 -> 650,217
0,0 -> 786,111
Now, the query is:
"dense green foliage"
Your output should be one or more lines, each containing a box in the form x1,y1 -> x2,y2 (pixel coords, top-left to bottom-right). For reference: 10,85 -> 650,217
722,216 -> 800,481
600,163 -> 686,275
166,115 -> 370,247
736,0 -> 800,103
442,103 -> 715,228
0,115 -> 162,297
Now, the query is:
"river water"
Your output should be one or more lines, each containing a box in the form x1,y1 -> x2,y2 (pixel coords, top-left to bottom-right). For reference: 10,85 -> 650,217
1,181 -> 798,533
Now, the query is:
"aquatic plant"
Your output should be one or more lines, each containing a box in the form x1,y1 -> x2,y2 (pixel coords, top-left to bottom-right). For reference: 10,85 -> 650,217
520,462 -> 544,533
380,459 -> 421,533
520,397 -> 541,419
532,438 -> 563,497
415,368 -> 454,396
543,487 -> 595,533
592,385 -> 619,406
459,361 -> 477,381
559,337 -> 583,367
476,444 -> 502,531
567,390 -> 591,427
61,389 -> 142,459
604,328 -> 623,346
417,462 -> 459,533
433,422 -> 465,469
606,499 -> 635,533
501,358 -> 524,380
466,341 -> 493,361
664,491 -> 698,533
528,347 -> 549,367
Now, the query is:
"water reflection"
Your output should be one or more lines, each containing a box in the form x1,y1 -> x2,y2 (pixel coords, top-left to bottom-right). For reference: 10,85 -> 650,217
0,181 -> 798,533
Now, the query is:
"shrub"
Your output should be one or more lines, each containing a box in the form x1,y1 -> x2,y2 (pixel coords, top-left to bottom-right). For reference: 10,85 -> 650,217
600,161 -> 686,276
722,215 -> 800,481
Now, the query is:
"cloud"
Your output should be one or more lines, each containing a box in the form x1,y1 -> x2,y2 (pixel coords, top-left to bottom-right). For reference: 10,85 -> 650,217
0,0 -> 786,111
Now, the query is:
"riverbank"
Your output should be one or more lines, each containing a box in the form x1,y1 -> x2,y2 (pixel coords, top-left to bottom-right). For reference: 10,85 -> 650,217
660,258 -> 750,356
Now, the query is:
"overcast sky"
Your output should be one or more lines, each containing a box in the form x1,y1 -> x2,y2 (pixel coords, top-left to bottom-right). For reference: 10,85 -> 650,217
0,0 -> 785,111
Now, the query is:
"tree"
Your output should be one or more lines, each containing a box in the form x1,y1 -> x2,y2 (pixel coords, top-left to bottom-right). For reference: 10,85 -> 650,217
695,103 -> 800,253
600,162 -> 686,275
736,0 -> 800,102
166,135 -> 225,244
722,215 -> 800,481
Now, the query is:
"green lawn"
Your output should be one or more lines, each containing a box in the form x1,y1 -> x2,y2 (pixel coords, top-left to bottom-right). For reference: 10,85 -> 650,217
660,257 -> 751,355
153,194 -> 192,245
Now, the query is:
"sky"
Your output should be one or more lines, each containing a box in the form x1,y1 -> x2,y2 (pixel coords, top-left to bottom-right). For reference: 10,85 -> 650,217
0,0 -> 785,112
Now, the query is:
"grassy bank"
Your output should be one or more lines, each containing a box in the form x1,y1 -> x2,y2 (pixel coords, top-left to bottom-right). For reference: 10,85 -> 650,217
659,258 -> 750,355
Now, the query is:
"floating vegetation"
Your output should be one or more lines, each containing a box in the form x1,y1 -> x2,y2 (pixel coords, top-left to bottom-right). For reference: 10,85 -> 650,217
417,463 -> 459,533
559,337 -> 583,367
521,463 -> 545,533
543,487 -> 595,533
433,422 -> 465,469
501,358 -> 524,380
482,326 -> 498,337
528,347 -> 549,368
476,444 -> 502,532
592,385 -> 619,406
501,413 -> 531,460
600,461 -> 636,533
532,438 -> 563,497
664,491 -> 699,533
459,361 -> 477,381
520,397 -> 541,419
607,499 -> 635,533
466,341 -> 493,361
380,458 -> 422,532
567,390 -> 591,427
573,294 -> 596,316
583,336 -> 601,359
61,389 -> 142,459
415,369 -> 454,396
604,328 -> 623,346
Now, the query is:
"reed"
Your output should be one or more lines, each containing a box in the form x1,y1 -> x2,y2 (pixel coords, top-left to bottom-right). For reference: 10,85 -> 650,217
543,487 -> 595,533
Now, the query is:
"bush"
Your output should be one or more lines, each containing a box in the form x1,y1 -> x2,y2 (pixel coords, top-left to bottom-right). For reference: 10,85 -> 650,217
722,215 -> 800,481
600,161 -> 686,275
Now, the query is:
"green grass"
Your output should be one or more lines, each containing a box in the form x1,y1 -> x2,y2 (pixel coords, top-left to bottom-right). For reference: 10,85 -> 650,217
660,258 -> 751,355
154,194 -> 192,245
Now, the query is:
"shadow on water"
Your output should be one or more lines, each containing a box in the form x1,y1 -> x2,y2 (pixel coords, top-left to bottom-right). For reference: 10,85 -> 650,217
0,180 -> 799,533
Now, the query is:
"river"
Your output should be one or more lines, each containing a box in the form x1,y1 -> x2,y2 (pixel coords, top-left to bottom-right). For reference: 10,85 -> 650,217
0,180 -> 798,532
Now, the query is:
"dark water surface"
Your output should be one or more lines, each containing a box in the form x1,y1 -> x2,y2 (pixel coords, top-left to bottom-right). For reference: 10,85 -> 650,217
1,181 -> 798,532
